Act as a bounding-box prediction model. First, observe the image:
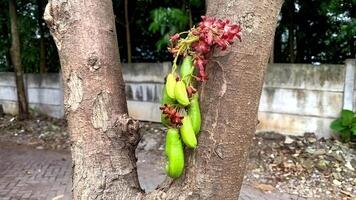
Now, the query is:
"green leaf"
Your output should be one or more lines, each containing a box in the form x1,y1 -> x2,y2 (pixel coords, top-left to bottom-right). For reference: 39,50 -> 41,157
190,0 -> 202,7
330,119 -> 346,132
352,126 -> 356,136
148,7 -> 188,50
156,34 -> 170,50
339,130 -> 351,143
341,109 -> 354,126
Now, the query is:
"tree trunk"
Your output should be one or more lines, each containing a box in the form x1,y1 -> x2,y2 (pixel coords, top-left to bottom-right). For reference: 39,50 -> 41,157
287,0 -> 295,63
295,25 -> 304,63
188,7 -> 193,28
269,36 -> 275,63
9,0 -> 29,120
124,0 -> 132,63
274,28 -> 282,63
44,0 -> 141,199
148,0 -> 283,199
37,0 -> 47,74
182,0 -> 193,28
287,25 -> 295,63
45,0 -> 282,199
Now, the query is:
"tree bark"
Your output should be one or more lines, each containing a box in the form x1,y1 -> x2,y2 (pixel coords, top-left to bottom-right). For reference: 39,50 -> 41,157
44,0 -> 141,199
287,0 -> 295,63
124,0 -> 132,63
148,0 -> 283,199
274,28 -> 282,63
9,0 -> 29,120
37,0 -> 47,74
188,7 -> 193,28
45,0 -> 282,199
269,36 -> 275,63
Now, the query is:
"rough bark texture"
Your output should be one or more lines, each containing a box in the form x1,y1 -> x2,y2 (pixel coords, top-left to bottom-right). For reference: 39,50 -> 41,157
44,0 -> 142,199
45,0 -> 282,199
124,0 -> 132,63
9,0 -> 29,120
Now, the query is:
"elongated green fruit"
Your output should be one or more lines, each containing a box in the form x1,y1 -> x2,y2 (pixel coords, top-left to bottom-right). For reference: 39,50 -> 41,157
165,128 -> 184,178
180,115 -> 197,148
165,74 -> 176,99
188,94 -> 201,134
161,85 -> 175,105
174,81 -> 190,106
161,85 -> 174,126
180,56 -> 194,81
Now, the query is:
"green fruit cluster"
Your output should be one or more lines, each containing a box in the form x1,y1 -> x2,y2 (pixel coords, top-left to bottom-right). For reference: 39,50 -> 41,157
161,56 -> 201,179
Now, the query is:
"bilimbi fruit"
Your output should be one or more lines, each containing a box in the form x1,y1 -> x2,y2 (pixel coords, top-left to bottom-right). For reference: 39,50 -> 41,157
160,15 -> 241,179
174,80 -> 190,106
165,73 -> 176,99
180,115 -> 197,148
188,94 -> 201,134
165,128 -> 185,178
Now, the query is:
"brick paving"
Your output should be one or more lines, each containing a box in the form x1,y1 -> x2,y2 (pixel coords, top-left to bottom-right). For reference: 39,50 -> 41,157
0,143 -> 71,200
0,143 -> 302,200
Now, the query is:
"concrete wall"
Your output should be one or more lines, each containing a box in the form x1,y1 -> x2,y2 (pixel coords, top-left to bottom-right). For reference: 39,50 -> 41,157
1,60 -> 354,138
258,64 -> 345,138
0,73 -> 64,118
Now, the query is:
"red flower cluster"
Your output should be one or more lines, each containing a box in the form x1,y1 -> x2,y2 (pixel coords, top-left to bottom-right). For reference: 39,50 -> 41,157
160,104 -> 184,125
169,33 -> 180,43
186,85 -> 197,98
192,16 -> 241,81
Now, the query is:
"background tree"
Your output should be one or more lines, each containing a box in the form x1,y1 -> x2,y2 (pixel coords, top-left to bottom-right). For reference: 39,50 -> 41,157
113,0 -> 206,62
147,0 -> 204,50
44,0 -> 283,199
0,0 -> 59,73
37,0 -> 47,74
124,0 -> 132,63
319,0 -> 355,61
9,0 -> 29,120
274,0 -> 355,63
0,0 -> 353,69
148,7 -> 188,50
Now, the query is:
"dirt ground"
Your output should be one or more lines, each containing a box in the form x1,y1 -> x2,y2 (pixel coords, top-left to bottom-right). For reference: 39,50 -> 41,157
0,115 -> 355,199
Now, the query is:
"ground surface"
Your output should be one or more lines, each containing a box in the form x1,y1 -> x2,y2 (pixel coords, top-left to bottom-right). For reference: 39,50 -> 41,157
0,143 -> 71,200
0,142 -> 304,200
0,115 -> 355,199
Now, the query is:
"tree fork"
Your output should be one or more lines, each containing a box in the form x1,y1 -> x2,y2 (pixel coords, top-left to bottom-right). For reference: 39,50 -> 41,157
44,0 -> 283,199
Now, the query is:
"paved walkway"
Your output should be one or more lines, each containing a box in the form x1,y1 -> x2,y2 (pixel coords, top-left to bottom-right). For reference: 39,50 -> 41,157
0,144 -> 71,200
0,144 -> 303,200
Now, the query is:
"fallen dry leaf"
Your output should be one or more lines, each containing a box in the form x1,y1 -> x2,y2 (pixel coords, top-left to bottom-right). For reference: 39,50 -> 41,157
252,182 -> 275,192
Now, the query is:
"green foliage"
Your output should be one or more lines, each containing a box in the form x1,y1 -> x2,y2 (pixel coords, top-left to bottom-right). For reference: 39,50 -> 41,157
18,1 -> 40,73
0,0 -> 10,72
111,0 -> 204,62
146,0 -> 204,51
330,109 -> 356,142
189,0 -> 203,7
0,0 -> 60,73
149,7 -> 188,50
275,0 -> 355,64
0,0 -> 353,66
